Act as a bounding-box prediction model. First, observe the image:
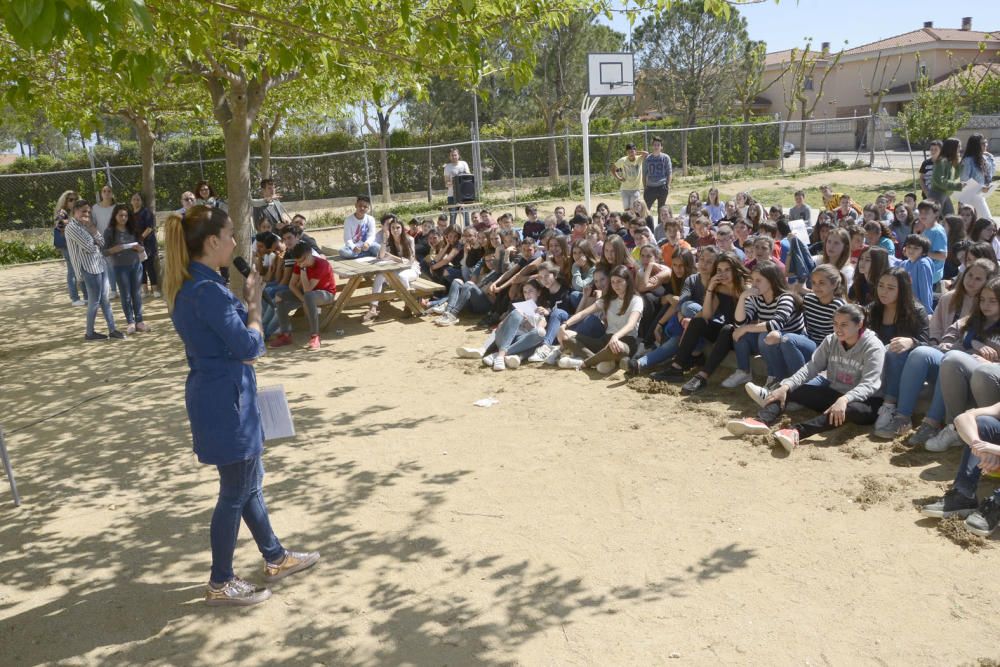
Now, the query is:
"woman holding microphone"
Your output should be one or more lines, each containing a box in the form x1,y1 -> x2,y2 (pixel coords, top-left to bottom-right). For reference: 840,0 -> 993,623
163,205 -> 319,607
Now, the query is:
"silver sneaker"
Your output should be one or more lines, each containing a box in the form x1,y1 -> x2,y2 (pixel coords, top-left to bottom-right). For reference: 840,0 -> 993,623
925,424 -> 962,452
527,344 -> 552,363
543,346 -> 562,365
205,576 -> 271,607
721,369 -> 752,389
429,302 -> 448,315
873,403 -> 896,433
874,413 -> 911,440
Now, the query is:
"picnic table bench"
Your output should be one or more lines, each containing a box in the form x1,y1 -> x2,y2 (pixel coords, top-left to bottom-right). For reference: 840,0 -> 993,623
317,253 -> 441,331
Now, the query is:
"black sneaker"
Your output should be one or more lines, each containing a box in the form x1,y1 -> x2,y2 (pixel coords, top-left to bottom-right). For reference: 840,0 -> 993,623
681,374 -> 708,394
109,330 -> 126,340
920,488 -> 979,519
625,359 -> 640,376
650,365 -> 686,382
85,332 -> 108,341
965,496 -> 1000,537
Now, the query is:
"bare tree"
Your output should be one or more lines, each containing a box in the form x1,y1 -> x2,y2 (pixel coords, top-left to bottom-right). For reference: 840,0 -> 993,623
860,52 -> 903,166
362,95 -> 405,203
733,41 -> 791,168
781,42 -> 843,170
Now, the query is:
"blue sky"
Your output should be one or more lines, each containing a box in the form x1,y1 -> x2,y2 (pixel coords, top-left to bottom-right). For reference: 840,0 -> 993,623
601,1 -> 1000,53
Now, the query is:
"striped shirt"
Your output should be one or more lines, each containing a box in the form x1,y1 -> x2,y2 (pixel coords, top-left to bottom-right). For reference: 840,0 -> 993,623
740,292 -> 805,334
802,293 -> 845,344
65,219 -> 106,275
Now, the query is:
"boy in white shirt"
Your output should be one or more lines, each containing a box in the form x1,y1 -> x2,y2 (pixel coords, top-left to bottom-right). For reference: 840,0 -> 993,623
340,195 -> 379,258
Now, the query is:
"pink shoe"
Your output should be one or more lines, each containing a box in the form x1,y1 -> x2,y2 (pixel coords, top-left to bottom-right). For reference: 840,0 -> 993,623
774,428 -> 800,453
307,335 -> 321,351
135,322 -> 148,332
725,418 -> 770,437
269,333 -> 293,348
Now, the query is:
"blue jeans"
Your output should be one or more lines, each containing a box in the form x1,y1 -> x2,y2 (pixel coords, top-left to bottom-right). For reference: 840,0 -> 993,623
881,350 -> 913,402
340,242 -> 381,258
639,301 -> 703,369
895,345 -> 944,419
772,333 -> 817,380
210,455 -> 284,584
113,263 -> 144,324
734,331 -> 766,373
953,416 -> 1000,500
62,248 -> 80,301
446,279 -> 491,315
263,284 -> 290,339
493,310 -> 532,353
81,269 -> 115,335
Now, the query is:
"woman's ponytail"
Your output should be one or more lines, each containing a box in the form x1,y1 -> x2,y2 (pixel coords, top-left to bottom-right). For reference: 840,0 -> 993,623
162,214 -> 190,312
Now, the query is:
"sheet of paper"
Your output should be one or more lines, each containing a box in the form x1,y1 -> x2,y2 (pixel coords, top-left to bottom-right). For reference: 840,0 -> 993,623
512,299 -> 537,318
121,242 -> 139,249
353,256 -> 377,263
258,385 -> 295,441
959,179 -> 997,202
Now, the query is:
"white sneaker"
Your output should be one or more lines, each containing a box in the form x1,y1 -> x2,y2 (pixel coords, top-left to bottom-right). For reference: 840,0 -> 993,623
721,369 -> 752,389
595,360 -> 616,374
504,355 -> 520,369
744,382 -> 770,408
874,403 -> 896,432
456,346 -> 483,359
482,354 -> 495,367
435,313 -> 458,327
126,323 -> 136,335
925,424 -> 963,452
544,346 -> 562,365
558,356 -> 584,370
71,299 -> 86,306
429,302 -> 448,315
492,355 -> 506,371
527,344 -> 552,363
153,290 -> 161,298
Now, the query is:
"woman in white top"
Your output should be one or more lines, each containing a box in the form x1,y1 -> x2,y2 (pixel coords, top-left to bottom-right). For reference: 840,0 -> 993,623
91,184 -> 118,296
366,214 -> 420,321
556,264 -> 643,373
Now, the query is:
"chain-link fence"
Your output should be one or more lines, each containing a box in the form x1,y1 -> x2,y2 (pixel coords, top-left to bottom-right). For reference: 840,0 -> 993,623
0,116 -> 886,231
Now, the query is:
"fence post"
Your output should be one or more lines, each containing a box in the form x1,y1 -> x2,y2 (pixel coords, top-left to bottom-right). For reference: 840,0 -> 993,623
510,134 -> 517,212
196,139 -> 205,181
297,134 -> 305,201
362,136 -> 373,205
565,125 -> 572,195
87,148 -> 98,193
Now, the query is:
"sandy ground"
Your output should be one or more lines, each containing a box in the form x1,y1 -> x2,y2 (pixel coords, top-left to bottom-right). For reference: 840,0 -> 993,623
3,227 -> 1000,666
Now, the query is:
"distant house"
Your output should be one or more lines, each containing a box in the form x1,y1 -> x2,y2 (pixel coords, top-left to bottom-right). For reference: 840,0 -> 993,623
760,18 -> 999,119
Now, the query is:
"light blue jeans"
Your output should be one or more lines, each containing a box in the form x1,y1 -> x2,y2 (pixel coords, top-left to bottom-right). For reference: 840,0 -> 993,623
62,248 -> 81,301
881,350 -> 912,403
769,333 -> 818,380
113,263 -> 144,324
340,243 -> 380,258
81,269 -> 115,335
894,346 -> 944,419
638,301 -> 703,369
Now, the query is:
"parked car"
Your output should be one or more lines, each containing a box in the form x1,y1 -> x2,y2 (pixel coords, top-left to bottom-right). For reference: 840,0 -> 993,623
783,141 -> 796,158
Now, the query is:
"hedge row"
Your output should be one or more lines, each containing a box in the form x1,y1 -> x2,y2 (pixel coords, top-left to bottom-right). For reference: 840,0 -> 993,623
0,240 -> 62,266
0,119 -> 780,230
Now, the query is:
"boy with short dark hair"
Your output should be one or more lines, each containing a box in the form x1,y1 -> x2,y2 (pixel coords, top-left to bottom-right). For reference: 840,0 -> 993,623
341,195 -> 378,258
521,204 -> 545,241
902,234 -> 935,313
271,241 -> 338,351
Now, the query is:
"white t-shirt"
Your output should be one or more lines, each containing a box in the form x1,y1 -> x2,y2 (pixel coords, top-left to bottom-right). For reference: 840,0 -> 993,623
604,295 -> 644,338
444,160 -> 470,197
92,204 -> 115,234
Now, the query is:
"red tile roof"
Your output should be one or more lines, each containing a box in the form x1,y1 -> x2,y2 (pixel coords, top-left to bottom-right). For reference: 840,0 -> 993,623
765,27 -> 999,66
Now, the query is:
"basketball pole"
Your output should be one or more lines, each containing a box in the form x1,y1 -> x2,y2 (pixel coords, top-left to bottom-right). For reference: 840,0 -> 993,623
581,94 -> 601,215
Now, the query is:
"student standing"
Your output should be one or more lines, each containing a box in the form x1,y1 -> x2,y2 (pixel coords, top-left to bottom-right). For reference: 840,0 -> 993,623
444,148 -> 471,227
642,137 -> 673,214
612,143 -> 648,212
54,190 -> 85,305
131,192 -> 160,297
104,204 -> 146,333
92,184 -> 118,298
163,206 -> 319,606
64,200 -> 123,340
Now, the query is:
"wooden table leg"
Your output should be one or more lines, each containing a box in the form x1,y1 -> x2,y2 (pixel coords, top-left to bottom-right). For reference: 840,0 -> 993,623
382,271 -> 425,316
320,275 -> 363,331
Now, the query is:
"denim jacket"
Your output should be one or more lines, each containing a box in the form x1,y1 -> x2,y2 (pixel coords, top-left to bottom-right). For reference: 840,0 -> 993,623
171,261 -> 265,466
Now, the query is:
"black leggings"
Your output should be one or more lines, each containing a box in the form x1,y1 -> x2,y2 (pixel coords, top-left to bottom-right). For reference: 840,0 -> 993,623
757,382 -> 883,440
564,334 -> 638,367
673,318 -> 735,376
141,254 -> 158,287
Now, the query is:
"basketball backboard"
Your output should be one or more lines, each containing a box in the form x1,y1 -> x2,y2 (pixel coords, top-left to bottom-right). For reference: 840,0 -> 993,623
587,52 -> 634,97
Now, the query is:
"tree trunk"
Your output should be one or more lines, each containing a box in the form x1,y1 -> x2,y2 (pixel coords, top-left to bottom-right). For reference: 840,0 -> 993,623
742,109 -> 752,168
136,119 -> 157,214
544,114 -> 560,186
95,128 -> 102,145
798,111 -> 808,170
377,133 -> 391,203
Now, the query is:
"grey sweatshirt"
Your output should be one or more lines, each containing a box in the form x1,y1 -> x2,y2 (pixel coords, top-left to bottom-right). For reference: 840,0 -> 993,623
780,328 -> 885,403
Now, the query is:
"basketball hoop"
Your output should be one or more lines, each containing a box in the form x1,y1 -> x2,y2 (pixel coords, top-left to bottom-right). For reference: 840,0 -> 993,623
582,53 -> 635,212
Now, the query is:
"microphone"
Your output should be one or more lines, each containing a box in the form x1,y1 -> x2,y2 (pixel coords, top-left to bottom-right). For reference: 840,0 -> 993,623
232,256 -> 275,308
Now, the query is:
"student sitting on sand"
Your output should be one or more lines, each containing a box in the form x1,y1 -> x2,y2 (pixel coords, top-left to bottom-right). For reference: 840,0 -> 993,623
725,303 -> 885,453
555,265 -> 643,373
455,279 -> 550,372
920,401 -> 1000,538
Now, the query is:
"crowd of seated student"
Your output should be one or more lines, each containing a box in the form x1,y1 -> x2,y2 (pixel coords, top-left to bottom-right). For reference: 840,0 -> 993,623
432,155 -> 997,536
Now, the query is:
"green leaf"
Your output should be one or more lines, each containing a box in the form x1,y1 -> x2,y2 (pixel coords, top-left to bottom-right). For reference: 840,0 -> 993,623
11,0 -> 44,28
460,0 -> 475,15
131,0 -> 154,34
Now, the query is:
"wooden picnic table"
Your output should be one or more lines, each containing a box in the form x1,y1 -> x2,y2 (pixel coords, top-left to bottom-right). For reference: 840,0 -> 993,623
318,255 -> 438,331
